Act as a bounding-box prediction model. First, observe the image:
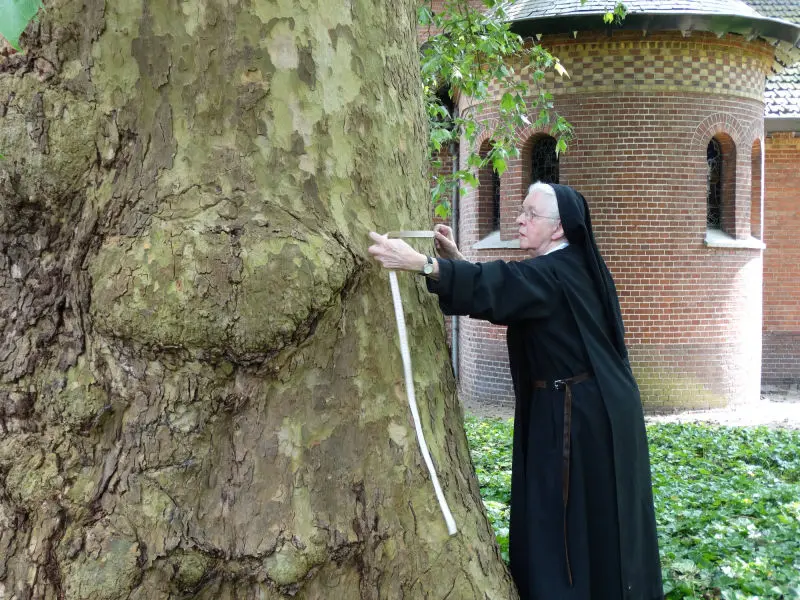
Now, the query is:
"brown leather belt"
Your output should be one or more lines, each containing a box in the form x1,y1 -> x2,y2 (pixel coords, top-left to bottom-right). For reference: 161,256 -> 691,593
533,372 -> 591,587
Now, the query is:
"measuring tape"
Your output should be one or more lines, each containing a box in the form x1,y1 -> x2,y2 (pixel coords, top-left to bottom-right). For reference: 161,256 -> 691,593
386,230 -> 457,536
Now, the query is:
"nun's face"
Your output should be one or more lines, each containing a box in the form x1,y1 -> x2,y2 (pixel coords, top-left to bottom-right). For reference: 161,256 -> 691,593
517,191 -> 563,256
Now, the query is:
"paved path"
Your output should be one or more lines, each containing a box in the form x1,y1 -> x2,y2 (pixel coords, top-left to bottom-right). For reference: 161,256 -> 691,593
645,397 -> 800,429
463,384 -> 800,430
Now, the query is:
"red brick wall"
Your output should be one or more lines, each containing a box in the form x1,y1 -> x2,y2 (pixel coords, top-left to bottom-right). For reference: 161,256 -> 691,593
452,32 -> 771,412
762,132 -> 800,383
751,138 -> 763,239
418,0 -> 491,45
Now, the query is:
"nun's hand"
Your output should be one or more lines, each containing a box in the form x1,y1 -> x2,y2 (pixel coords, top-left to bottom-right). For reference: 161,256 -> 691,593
434,224 -> 464,260
368,232 -> 427,272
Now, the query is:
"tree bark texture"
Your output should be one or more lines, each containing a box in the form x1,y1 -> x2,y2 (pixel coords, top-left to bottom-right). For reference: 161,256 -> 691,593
0,1 -> 517,598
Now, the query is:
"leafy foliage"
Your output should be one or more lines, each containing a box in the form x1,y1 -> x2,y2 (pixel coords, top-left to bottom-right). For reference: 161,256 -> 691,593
604,2 -> 628,25
465,417 -> 800,599
419,0 -> 574,216
0,0 -> 42,50
464,417 -> 514,561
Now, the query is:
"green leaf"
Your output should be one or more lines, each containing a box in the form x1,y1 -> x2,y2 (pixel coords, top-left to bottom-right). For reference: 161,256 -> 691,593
463,121 -> 477,141
0,0 -> 42,50
603,12 -> 614,24
417,5 -> 433,27
465,154 -> 483,169
430,127 -> 452,151
492,156 -> 507,176
500,92 -> 516,112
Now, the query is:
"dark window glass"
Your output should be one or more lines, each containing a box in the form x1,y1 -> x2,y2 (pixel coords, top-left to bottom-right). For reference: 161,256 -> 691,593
532,137 -> 559,184
707,139 -> 722,229
492,169 -> 501,231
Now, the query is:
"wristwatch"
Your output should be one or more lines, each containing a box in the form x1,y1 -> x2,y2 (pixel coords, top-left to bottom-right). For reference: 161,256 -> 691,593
421,255 -> 435,276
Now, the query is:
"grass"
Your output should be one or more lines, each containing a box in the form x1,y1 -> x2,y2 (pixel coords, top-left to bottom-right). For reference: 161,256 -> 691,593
464,417 -> 800,600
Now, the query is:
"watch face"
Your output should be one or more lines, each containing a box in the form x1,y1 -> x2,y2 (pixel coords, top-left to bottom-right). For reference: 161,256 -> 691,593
424,263 -> 434,274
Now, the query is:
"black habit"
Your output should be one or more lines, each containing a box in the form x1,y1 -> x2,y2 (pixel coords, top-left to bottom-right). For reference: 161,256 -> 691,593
426,186 -> 663,600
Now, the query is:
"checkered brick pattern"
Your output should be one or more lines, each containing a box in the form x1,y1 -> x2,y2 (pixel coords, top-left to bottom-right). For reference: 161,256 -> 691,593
483,32 -> 774,102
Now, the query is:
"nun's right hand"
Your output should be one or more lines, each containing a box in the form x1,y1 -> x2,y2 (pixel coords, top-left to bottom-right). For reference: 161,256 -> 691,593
434,224 -> 463,260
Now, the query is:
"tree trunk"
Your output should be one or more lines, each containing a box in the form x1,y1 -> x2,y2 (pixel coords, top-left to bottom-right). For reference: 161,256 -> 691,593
0,1 -> 515,598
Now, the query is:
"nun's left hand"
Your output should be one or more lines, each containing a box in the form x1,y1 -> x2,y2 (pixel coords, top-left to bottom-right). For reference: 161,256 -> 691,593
368,232 -> 427,272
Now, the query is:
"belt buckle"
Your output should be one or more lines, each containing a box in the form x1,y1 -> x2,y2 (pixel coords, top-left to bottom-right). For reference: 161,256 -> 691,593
553,379 -> 566,390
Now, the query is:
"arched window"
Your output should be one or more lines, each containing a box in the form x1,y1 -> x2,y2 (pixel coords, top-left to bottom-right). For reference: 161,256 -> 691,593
532,136 -> 559,184
706,134 -> 736,234
707,139 -> 723,229
477,141 -> 500,238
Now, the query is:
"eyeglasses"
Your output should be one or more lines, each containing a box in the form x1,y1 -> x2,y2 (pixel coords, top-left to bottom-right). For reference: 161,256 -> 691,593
519,207 -> 559,222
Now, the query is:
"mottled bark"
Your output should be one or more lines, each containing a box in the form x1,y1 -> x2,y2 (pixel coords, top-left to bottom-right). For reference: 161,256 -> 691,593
0,1 -> 515,598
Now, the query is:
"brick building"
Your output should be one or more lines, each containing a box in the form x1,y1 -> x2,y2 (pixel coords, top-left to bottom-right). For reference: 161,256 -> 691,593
426,0 -> 800,412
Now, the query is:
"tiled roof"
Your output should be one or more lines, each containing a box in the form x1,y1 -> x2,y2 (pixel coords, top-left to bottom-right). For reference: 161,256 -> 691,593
506,0 -> 764,21
747,2 -> 800,117
765,63 -> 800,117
505,0 -> 800,60
504,0 -> 800,117
743,0 -> 800,25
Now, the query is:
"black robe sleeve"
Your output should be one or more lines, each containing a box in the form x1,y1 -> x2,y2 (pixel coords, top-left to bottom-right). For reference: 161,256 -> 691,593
426,258 -> 558,325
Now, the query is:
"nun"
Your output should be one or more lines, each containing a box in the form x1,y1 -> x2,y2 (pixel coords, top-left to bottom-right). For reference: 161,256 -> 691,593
368,182 -> 663,600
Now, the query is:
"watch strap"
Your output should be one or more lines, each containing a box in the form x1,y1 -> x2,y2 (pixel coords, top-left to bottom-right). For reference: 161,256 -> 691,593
422,255 -> 434,275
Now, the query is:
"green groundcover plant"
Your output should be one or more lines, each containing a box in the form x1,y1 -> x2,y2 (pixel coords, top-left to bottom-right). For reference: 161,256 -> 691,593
464,417 -> 800,600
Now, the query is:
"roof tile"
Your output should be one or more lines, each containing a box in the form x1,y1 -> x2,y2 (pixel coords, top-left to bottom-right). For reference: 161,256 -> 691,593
744,0 -> 800,26
766,63 -> 800,117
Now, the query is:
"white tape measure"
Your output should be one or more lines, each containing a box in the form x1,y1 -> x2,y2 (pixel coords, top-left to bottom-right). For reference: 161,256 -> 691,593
386,229 -> 457,536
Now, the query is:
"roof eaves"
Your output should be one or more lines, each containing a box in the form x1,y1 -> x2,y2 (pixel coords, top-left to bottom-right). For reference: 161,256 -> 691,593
510,11 -> 800,69
765,116 -> 800,131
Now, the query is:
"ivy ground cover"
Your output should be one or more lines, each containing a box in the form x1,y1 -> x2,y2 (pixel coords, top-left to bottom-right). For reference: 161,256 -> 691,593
464,418 -> 800,600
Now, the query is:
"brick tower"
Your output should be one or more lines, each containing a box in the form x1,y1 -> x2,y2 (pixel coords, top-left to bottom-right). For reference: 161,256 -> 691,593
444,0 -> 800,412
